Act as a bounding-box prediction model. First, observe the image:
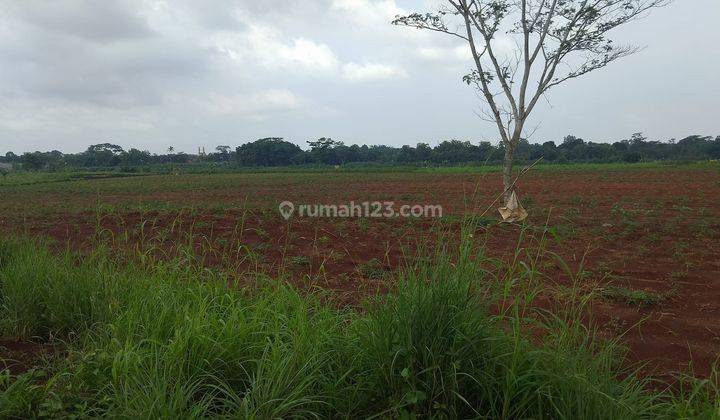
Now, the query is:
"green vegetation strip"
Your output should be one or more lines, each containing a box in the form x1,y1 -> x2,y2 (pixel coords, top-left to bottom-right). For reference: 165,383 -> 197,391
0,236 -> 717,418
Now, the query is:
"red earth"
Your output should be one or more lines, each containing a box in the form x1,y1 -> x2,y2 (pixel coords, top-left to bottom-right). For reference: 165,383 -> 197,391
1,166 -> 719,379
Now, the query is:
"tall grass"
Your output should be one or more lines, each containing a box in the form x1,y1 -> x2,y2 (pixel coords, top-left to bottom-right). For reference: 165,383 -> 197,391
0,231 -> 717,418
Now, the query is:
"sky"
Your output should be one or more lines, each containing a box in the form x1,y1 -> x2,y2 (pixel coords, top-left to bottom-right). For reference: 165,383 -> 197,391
0,0 -> 718,154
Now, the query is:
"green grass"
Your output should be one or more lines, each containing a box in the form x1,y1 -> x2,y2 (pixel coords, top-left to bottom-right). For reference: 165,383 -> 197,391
601,286 -> 667,307
2,160 -> 716,187
0,230 -> 718,418
1,163 -> 717,220
0,171 -> 145,187
289,255 -> 312,268
418,161 -> 717,174
357,257 -> 388,279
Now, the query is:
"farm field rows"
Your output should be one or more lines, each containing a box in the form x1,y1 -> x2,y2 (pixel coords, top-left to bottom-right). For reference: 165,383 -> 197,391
1,163 -> 719,415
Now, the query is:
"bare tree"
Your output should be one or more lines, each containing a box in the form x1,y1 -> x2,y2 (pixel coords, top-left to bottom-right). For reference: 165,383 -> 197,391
393,0 -> 668,210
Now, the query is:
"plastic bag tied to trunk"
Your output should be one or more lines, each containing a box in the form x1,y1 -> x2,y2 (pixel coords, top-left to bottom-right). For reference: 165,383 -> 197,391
498,190 -> 528,222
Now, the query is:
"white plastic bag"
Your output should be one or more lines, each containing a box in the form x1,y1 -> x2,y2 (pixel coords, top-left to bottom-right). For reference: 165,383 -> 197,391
498,191 -> 528,222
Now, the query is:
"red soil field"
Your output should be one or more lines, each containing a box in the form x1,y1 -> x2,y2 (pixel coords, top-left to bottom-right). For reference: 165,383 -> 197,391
1,165 -> 719,379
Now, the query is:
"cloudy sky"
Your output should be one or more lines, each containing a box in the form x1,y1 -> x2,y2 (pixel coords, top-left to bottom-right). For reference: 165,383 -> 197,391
0,0 -> 718,154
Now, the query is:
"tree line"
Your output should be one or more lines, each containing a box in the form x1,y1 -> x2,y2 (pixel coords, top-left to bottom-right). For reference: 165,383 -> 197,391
1,134 -> 719,171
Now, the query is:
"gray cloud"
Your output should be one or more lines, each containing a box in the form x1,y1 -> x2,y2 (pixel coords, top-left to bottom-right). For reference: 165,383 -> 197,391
0,0 -> 717,154
3,0 -> 155,42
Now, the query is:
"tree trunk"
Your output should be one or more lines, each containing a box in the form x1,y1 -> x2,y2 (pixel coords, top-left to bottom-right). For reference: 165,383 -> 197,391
502,141 -> 515,205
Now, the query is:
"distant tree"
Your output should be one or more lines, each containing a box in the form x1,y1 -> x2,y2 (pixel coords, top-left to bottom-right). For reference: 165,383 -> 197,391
393,0 -> 668,206
168,152 -> 189,164
367,145 -> 400,163
515,138 -> 533,162
416,143 -> 433,163
560,135 -> 585,149
167,146 -> 175,153
212,145 -> 233,162
629,132 -> 648,145
710,137 -> 720,159
123,148 -> 152,166
88,143 -> 124,154
3,151 -> 18,163
477,141 -> 497,162
584,142 -> 614,162
557,135 -> 592,161
537,141 -> 558,161
396,145 -> 417,163
82,143 -> 125,167
307,138 -> 342,164
21,152 -> 47,171
6,131 -> 720,171
675,135 -> 714,160
236,138 -> 303,166
612,141 -> 628,152
334,143 -> 363,164
432,140 -> 479,164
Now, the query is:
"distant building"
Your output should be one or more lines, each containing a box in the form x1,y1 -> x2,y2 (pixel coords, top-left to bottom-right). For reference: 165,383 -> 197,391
0,162 -> 12,171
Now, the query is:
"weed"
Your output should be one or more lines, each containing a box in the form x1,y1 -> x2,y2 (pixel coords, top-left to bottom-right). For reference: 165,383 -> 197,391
289,255 -> 311,268
356,218 -> 370,232
520,195 -> 535,209
0,234 -> 714,418
357,258 -> 388,280
601,286 -> 666,307
646,232 -> 660,243
668,270 -> 688,280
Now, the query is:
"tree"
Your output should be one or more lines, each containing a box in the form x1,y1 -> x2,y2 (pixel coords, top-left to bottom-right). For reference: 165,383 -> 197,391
675,135 -> 714,160
88,143 -> 124,155
168,152 -> 189,164
123,148 -> 152,166
477,141 -> 497,161
710,137 -> 720,160
335,143 -> 362,164
432,139 -> 479,164
393,0 -> 667,206
560,135 -> 585,149
21,152 -> 47,171
537,141 -> 559,161
416,143 -> 433,163
4,151 -> 18,163
213,145 -> 232,162
236,138 -> 303,166
367,145 -> 400,163
307,138 -> 342,165
397,145 -> 418,163
82,143 -> 125,167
